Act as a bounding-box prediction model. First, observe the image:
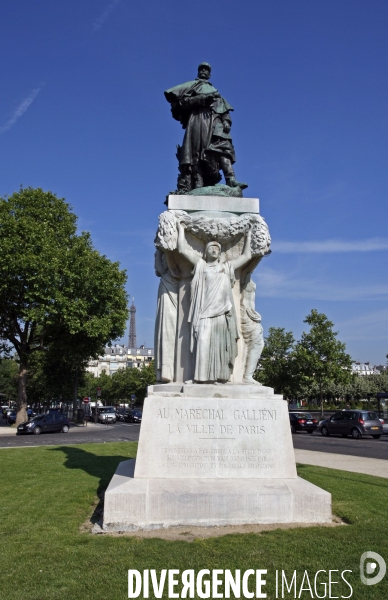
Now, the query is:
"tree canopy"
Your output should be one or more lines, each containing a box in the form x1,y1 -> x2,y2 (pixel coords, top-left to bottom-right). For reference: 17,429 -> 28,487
255,327 -> 298,396
293,309 -> 352,409
256,310 -> 355,408
0,187 -> 128,424
79,363 -> 156,405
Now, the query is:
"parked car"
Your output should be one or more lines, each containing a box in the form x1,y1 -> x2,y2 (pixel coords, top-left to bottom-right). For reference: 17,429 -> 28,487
289,412 -> 318,434
7,410 -> 17,425
125,409 -> 142,424
98,406 -> 116,424
115,408 -> 127,422
17,413 -> 70,435
320,410 -> 384,439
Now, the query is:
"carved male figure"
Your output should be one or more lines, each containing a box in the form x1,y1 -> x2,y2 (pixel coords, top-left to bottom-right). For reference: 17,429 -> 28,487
177,222 -> 252,383
240,277 -> 264,384
165,63 -> 247,193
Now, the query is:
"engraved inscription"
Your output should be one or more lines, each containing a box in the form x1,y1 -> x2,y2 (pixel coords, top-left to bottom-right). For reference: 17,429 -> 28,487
156,406 -> 277,437
234,409 -> 276,420
157,408 -> 277,421
157,447 -> 275,470
154,403 -> 279,472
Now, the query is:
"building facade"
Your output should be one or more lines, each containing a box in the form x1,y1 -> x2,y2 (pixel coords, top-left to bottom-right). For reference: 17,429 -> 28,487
351,361 -> 380,376
87,344 -> 154,377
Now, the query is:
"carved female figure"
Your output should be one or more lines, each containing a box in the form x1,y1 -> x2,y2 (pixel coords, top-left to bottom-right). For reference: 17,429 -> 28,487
177,222 -> 252,383
154,249 -> 179,382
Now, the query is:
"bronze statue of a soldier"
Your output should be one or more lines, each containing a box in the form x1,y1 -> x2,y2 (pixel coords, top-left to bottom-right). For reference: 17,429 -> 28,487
165,62 -> 247,194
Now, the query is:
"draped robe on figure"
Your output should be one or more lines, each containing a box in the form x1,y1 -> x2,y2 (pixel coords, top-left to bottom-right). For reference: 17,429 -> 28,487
154,270 -> 179,382
188,259 -> 239,382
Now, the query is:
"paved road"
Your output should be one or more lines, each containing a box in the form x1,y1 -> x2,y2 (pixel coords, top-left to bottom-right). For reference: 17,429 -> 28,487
292,430 -> 388,461
1,423 -> 387,461
0,422 -> 141,448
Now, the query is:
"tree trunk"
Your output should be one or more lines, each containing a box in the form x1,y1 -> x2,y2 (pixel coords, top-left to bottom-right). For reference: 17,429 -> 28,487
16,359 -> 28,427
320,381 -> 324,417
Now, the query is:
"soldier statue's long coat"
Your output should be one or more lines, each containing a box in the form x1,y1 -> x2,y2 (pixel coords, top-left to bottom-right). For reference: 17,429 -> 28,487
164,78 -> 236,169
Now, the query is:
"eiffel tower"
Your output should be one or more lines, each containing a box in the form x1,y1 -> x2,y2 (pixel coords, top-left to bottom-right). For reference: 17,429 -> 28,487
128,297 -> 137,348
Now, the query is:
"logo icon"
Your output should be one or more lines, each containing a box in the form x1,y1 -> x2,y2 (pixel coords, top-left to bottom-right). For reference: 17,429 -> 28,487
360,551 -> 386,585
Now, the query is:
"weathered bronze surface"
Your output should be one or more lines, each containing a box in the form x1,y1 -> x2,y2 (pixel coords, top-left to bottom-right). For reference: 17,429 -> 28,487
165,63 -> 247,195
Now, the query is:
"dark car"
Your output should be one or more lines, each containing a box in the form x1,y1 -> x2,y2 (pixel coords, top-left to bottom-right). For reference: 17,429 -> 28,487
7,410 -> 17,425
17,413 -> 70,435
320,410 -> 383,439
125,409 -> 142,424
289,412 -> 318,434
116,408 -> 127,422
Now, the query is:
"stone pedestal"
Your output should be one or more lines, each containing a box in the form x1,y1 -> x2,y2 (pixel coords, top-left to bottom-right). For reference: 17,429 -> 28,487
103,194 -> 332,532
103,386 -> 331,531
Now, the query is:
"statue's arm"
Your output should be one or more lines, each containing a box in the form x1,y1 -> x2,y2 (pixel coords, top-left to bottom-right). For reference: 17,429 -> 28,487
181,93 -> 218,109
154,249 -> 165,277
221,112 -> 232,133
231,229 -> 252,270
177,222 -> 200,266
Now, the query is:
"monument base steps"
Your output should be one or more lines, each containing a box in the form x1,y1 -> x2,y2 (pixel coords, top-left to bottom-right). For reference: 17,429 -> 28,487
103,459 -> 331,531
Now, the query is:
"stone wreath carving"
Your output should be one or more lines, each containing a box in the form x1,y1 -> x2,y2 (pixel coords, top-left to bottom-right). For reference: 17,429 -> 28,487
154,210 -> 271,256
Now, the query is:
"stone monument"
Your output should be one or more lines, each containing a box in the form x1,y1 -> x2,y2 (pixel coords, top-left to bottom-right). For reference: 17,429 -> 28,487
103,63 -> 331,531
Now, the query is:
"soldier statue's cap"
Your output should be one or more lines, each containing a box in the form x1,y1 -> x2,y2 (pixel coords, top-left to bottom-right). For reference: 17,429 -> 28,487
198,62 -> 211,71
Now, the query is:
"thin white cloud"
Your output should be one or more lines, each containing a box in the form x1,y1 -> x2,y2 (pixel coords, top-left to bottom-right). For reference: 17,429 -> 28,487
0,87 -> 41,135
273,238 -> 388,253
254,266 -> 388,301
336,309 -> 388,342
93,0 -> 122,32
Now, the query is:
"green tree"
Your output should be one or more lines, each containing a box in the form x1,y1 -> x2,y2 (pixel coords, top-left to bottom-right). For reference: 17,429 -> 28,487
0,358 -> 18,403
95,370 -> 113,405
0,187 -> 128,425
79,363 -> 156,407
25,337 -> 104,410
106,363 -> 156,404
133,362 -> 157,402
293,309 -> 352,414
256,327 -> 298,397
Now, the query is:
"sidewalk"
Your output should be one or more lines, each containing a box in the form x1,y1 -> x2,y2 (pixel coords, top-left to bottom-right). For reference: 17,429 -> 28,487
295,449 -> 388,479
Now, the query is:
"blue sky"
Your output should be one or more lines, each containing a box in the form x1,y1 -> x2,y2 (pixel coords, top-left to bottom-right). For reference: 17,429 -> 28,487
1,0 -> 387,364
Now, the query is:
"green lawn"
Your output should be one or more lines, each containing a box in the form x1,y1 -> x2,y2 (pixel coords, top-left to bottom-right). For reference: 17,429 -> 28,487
0,442 -> 387,599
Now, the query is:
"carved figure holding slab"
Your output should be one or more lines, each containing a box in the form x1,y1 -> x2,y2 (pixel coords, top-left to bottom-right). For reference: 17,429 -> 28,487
177,222 -> 252,383
240,277 -> 264,384
154,249 -> 179,383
